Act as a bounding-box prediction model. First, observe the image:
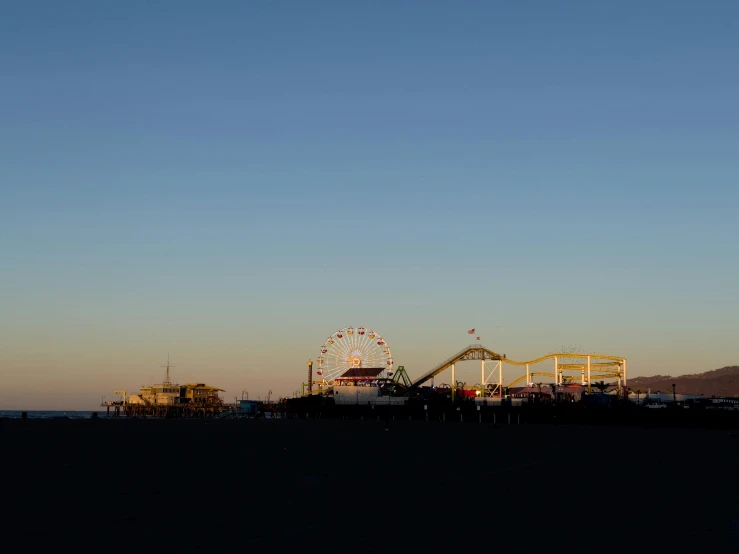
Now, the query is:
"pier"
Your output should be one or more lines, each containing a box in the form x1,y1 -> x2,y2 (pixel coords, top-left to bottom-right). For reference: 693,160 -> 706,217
102,402 -> 233,418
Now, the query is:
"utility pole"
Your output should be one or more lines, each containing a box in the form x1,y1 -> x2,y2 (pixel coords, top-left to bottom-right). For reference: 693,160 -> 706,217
672,383 -> 676,403
385,386 -> 391,430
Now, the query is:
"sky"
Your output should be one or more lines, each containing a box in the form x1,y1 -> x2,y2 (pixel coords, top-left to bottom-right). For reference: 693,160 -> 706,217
1,0 -> 738,410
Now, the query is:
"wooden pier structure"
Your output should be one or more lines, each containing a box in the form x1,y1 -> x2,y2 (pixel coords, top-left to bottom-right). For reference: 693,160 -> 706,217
101,399 -> 288,419
102,402 -> 235,418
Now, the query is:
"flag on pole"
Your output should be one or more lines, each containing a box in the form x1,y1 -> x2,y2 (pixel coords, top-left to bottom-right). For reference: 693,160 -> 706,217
467,328 -> 475,334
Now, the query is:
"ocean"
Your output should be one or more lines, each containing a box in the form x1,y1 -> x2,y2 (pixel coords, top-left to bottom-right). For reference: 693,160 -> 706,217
0,410 -> 103,419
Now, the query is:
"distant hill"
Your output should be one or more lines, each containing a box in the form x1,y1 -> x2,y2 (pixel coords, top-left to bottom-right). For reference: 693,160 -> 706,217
628,366 -> 739,397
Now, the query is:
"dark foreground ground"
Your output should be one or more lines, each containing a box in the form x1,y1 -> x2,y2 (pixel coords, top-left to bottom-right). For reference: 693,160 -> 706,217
1,418 -> 738,553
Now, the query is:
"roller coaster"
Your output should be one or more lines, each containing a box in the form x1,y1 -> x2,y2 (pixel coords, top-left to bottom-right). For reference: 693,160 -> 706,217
405,344 -> 626,399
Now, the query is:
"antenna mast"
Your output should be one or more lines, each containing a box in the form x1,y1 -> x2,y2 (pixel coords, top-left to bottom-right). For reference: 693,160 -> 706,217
162,354 -> 175,385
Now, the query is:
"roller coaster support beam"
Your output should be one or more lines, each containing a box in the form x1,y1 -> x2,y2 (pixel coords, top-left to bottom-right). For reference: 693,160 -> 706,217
481,360 -> 502,397
499,361 -> 503,397
451,363 -> 455,402
587,356 -> 591,394
526,364 -> 530,387
554,356 -> 559,385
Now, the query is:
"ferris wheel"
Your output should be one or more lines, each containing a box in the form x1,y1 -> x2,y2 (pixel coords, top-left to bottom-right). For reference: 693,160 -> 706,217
316,326 -> 393,383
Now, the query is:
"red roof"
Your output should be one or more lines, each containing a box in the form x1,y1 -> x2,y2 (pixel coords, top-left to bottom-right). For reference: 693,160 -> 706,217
337,367 -> 385,379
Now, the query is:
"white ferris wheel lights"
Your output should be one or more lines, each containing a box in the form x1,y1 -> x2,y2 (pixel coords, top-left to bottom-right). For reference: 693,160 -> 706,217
316,326 -> 394,383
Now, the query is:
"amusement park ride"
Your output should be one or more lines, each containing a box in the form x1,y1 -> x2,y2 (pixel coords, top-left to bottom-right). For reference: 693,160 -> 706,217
304,326 -> 627,400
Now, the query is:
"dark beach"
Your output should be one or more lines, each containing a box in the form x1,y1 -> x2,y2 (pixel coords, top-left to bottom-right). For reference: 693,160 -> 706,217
2,417 -> 738,552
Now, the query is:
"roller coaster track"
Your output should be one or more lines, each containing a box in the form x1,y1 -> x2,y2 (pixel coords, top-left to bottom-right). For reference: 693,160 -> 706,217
558,363 -> 621,370
406,344 -> 625,392
507,373 -> 555,388
407,345 -> 500,392
507,373 -> 622,389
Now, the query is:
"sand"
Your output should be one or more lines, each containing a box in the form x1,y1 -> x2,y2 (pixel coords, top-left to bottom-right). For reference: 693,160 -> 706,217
1,417 -> 738,552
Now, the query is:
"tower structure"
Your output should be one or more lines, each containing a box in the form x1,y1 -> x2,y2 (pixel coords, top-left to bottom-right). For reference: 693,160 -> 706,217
162,354 -> 175,385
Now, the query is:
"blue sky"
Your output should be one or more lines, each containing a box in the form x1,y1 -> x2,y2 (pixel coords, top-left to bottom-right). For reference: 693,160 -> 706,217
1,1 -> 738,408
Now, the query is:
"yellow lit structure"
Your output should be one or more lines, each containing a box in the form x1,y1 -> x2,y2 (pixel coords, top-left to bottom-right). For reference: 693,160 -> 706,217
407,345 -> 626,399
180,383 -> 225,405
